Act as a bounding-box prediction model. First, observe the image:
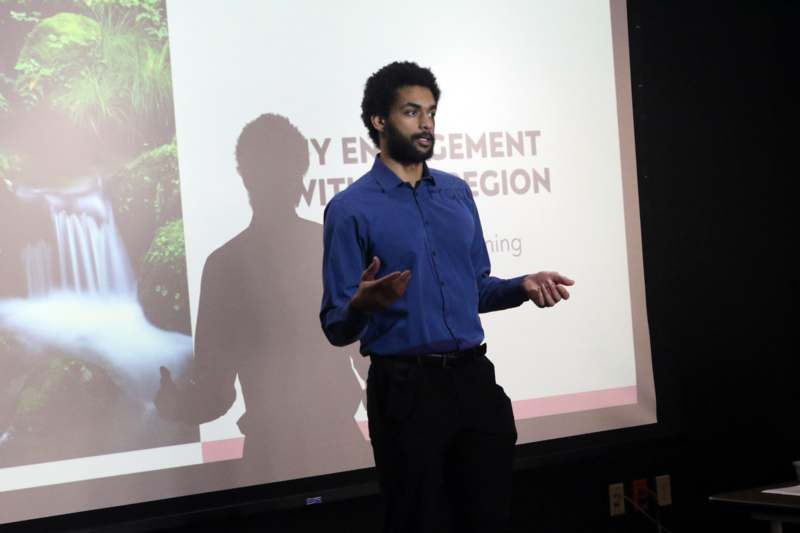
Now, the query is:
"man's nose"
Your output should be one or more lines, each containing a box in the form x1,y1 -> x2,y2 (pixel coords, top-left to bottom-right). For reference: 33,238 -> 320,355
419,114 -> 433,131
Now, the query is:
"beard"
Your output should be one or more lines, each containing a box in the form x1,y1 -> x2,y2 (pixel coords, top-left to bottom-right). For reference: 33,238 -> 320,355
384,120 -> 435,164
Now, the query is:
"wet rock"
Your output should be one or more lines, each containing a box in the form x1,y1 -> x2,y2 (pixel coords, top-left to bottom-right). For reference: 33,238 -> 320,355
0,356 -> 122,466
0,354 -> 198,467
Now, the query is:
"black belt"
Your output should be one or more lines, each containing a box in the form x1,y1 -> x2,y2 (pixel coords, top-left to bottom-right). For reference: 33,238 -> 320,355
371,343 -> 487,368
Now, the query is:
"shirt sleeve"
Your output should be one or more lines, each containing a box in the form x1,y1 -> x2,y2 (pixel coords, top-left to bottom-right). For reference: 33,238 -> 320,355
320,198 -> 370,346
464,183 -> 529,313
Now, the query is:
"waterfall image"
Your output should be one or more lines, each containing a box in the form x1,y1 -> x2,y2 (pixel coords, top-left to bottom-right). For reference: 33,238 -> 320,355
22,186 -> 136,297
0,1 -> 198,467
2,183 -> 192,402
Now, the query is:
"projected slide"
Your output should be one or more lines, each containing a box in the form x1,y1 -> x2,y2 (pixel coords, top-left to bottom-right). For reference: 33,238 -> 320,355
0,0 -> 653,525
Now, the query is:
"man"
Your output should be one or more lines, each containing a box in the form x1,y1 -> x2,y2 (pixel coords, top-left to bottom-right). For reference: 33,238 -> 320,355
320,61 -> 574,533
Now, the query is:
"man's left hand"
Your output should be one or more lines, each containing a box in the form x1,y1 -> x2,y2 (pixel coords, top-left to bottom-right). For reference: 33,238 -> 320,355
522,272 -> 575,308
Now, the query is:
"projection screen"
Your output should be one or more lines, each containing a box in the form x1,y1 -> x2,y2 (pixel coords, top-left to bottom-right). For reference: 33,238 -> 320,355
0,0 -> 653,524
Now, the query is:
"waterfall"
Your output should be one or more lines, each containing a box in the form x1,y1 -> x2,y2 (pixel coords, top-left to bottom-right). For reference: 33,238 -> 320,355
22,191 -> 135,298
1,184 -> 192,402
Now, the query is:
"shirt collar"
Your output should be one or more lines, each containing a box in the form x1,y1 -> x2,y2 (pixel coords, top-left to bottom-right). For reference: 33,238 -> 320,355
372,154 -> 436,192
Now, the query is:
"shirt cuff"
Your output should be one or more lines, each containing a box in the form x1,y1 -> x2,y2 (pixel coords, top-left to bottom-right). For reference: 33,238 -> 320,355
506,275 -> 530,307
344,300 -> 370,338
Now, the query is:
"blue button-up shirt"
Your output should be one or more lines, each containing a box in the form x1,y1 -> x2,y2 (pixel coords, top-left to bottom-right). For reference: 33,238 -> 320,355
320,156 -> 527,356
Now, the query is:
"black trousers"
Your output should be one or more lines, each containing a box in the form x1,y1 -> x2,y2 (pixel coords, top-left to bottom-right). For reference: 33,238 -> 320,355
367,352 -> 517,533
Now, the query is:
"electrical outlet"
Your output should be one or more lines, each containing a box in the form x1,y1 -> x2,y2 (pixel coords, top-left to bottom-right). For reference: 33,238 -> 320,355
632,478 -> 649,511
609,482 -> 625,516
656,474 -> 672,506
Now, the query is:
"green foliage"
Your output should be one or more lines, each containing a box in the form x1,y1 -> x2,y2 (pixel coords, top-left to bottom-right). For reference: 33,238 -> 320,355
140,216 -> 189,326
14,12 -> 101,108
16,357 -> 75,415
17,385 -> 47,414
2,0 -> 167,39
0,151 -> 21,178
131,40 -> 171,115
128,139 -> 176,166
14,57 -> 56,106
51,7 -> 172,133
10,2 -> 172,136
17,12 -> 102,66
0,73 -> 15,112
9,9 -> 41,23
83,0 -> 168,41
114,139 -> 179,222
145,218 -> 184,269
15,358 -> 106,421
52,64 -> 122,129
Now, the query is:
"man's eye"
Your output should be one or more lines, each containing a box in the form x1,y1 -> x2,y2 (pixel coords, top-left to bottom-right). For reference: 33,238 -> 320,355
405,110 -> 417,116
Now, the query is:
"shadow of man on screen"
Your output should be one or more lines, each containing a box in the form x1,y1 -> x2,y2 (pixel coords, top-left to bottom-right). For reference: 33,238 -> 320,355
155,114 -> 370,484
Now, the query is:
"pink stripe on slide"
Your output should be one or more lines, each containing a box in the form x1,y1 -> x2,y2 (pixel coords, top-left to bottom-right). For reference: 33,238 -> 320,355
202,436 -> 245,463
357,420 -> 370,441
511,386 -> 637,419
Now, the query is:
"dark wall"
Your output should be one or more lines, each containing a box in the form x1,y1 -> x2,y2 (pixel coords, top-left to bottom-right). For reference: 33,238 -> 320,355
8,1 -> 797,532
514,1 -> 797,531
631,0 -> 794,477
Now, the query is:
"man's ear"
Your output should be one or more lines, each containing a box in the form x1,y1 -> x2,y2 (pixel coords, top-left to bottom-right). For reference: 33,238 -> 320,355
371,115 -> 385,134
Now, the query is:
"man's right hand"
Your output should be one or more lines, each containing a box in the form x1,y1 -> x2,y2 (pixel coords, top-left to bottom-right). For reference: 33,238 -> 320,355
350,256 -> 411,314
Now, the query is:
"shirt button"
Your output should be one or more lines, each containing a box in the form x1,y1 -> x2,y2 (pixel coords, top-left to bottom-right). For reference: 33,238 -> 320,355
440,281 -> 445,287
432,250 -> 437,256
